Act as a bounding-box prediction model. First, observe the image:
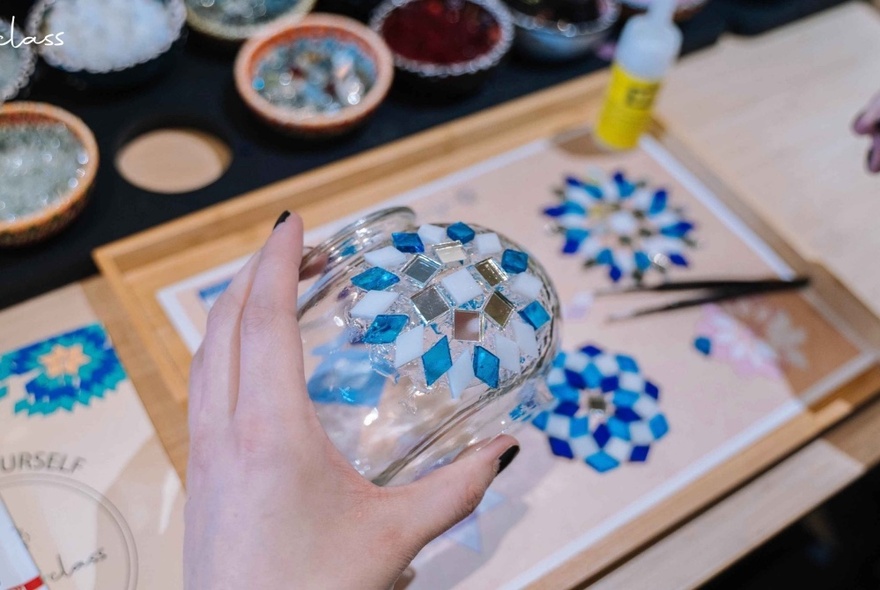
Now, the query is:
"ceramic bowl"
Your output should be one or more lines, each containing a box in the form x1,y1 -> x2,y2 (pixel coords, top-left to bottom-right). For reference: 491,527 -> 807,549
185,0 -> 317,44
506,0 -> 620,61
0,19 -> 37,103
0,102 -> 99,247
235,14 -> 394,137
27,0 -> 187,89
370,0 -> 514,97
620,0 -> 707,21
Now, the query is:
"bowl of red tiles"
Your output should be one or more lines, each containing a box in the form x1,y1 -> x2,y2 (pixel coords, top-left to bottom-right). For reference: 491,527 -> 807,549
370,0 -> 514,97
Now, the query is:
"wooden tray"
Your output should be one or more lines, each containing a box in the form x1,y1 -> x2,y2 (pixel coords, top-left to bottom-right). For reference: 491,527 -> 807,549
93,72 -> 880,589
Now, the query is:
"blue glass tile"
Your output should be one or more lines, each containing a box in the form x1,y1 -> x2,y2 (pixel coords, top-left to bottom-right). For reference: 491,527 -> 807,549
609,266 -> 623,282
616,354 -> 639,373
551,384 -> 580,404
634,251 -> 652,271
584,364 -> 603,389
644,380 -> 660,399
581,344 -> 603,357
596,248 -> 614,265
532,412 -> 549,430
564,368 -> 587,389
549,437 -> 574,459
649,414 -> 669,439
392,232 -> 424,253
612,171 -> 636,197
422,336 -> 453,386
660,221 -> 695,238
599,375 -> 619,393
648,189 -> 667,214
351,267 -> 400,291
593,423 -> 611,447
519,301 -> 550,330
615,406 -> 641,423
607,416 -> 630,440
669,253 -> 689,267
612,390 -> 639,408
694,336 -> 712,356
563,238 -> 580,254
555,400 -> 579,417
566,228 -> 589,241
473,345 -> 500,388
544,205 -> 568,217
564,176 -> 582,188
570,416 -> 589,437
586,452 -> 619,473
501,249 -> 529,274
630,445 -> 650,462
362,315 -> 409,344
446,222 -> 476,243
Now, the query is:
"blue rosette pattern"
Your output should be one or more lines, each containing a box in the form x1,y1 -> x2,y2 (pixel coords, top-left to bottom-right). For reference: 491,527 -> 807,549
532,344 -> 669,473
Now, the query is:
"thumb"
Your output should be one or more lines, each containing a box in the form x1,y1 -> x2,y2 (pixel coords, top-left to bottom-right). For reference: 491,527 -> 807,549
397,435 -> 520,547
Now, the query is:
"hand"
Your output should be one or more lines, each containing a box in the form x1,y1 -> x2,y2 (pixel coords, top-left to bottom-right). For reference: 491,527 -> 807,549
853,91 -> 880,173
184,211 -> 520,590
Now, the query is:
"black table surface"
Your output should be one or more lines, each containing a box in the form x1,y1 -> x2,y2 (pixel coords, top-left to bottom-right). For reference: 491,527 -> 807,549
0,0 -> 851,310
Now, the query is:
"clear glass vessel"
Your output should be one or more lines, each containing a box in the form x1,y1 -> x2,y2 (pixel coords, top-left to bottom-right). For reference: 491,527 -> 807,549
298,207 -> 560,485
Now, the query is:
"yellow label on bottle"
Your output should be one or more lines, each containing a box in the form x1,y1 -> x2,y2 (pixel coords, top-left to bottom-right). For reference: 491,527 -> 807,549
594,64 -> 662,150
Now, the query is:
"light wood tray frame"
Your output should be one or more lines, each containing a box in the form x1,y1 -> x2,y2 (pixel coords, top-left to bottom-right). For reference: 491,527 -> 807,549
93,72 -> 880,589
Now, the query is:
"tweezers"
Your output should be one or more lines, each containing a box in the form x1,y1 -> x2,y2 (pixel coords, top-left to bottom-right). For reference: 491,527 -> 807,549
601,276 -> 810,322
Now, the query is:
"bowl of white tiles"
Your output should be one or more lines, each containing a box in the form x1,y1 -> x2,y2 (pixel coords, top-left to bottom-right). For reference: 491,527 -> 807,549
298,206 -> 560,485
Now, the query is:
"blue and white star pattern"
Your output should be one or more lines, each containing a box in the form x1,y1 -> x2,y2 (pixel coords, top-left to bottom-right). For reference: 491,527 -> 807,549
346,222 -> 554,401
532,344 -> 669,473
543,169 -> 696,283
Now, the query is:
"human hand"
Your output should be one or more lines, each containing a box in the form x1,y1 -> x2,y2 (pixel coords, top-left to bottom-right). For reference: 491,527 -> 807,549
184,211 -> 520,590
853,91 -> 880,173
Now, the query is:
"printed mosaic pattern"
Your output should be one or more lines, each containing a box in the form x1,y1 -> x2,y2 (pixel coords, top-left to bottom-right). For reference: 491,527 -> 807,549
544,169 -> 696,283
694,300 -> 807,379
0,324 -> 126,416
532,344 -> 668,473
346,222 -> 553,400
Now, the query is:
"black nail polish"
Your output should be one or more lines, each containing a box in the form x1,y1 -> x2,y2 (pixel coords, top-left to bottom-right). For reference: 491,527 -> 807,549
868,148 -> 875,169
274,210 -> 291,229
497,445 -> 520,474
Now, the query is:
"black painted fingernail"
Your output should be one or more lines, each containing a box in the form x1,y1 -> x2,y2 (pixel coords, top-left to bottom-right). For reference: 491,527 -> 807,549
868,148 -> 875,169
274,210 -> 291,229
497,445 -> 520,474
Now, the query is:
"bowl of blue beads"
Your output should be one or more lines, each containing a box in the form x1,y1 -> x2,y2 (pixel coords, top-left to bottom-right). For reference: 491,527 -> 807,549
235,14 -> 394,137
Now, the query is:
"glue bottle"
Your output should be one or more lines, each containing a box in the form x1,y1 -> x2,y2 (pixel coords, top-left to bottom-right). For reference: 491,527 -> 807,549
0,497 -> 46,590
594,0 -> 682,150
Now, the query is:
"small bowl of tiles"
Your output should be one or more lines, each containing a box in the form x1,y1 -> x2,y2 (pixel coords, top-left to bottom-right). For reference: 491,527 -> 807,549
370,0 -> 514,97
0,102 -> 99,247
184,0 -> 317,44
296,207 -> 560,485
0,18 -> 37,103
26,0 -> 187,89
235,14 -> 394,137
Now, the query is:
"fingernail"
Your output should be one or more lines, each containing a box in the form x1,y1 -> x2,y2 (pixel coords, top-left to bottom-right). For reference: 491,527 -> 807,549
274,210 -> 291,229
868,148 -> 875,170
497,445 -> 520,474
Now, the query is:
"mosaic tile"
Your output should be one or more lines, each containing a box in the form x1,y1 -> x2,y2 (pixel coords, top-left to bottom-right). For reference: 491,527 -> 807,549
446,221 -> 476,243
510,272 -> 542,299
473,258 -> 508,287
501,249 -> 529,274
418,223 -> 447,245
351,267 -> 399,291
453,310 -> 483,342
448,350 -> 475,399
441,268 -> 483,306
473,346 -> 500,388
434,241 -> 468,264
474,232 -> 502,255
362,314 -> 409,344
484,291 -> 516,328
494,334 -> 520,371
392,232 -> 424,253
422,336 -> 453,386
351,291 -> 398,319
518,301 -> 550,330
364,245 -> 408,268
394,325 -> 425,368
411,286 -> 450,323
401,254 -> 442,286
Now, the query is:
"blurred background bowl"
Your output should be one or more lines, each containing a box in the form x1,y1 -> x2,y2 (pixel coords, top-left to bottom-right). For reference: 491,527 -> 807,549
0,18 -> 37,103
184,0 -> 317,44
505,0 -> 620,62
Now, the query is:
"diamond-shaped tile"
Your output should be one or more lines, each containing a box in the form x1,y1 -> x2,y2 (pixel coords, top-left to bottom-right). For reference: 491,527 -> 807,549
441,268 -> 483,306
434,241 -> 468,264
447,222 -> 476,243
351,267 -> 400,290
453,310 -> 483,342
422,336 -> 453,386
448,350 -> 475,399
484,290 -> 516,328
474,232 -> 502,255
494,334 -> 520,371
501,249 -> 529,274
363,315 -> 409,344
473,345 -> 500,388
394,325 -> 425,367
513,320 -> 539,358
401,254 -> 442,285
474,258 -> 508,287
519,301 -> 551,329
418,223 -> 447,245
351,291 -> 398,319
392,232 -> 425,253
510,272 -> 542,299
411,286 -> 450,323
364,246 -> 407,268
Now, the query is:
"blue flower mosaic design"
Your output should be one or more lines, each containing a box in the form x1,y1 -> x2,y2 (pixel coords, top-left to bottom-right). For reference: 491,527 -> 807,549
0,324 -> 126,416
532,344 -> 668,473
543,170 -> 696,283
